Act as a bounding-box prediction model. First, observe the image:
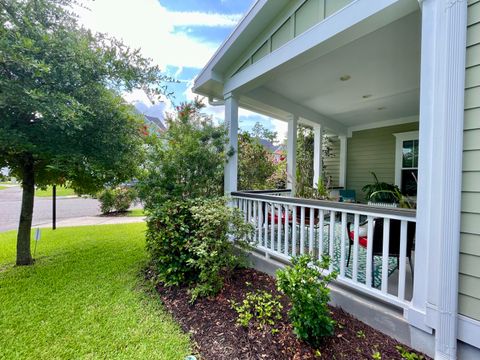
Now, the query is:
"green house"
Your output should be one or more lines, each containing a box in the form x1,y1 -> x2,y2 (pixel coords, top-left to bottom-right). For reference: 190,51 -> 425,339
193,1 -> 480,358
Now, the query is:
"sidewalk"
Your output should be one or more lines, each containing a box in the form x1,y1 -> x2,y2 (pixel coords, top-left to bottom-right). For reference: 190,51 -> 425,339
34,215 -> 145,229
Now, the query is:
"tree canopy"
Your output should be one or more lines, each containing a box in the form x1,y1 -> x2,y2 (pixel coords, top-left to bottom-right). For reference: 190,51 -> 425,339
0,0 -> 171,265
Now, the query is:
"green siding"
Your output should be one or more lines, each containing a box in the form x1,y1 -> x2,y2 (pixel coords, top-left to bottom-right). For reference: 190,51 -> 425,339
323,136 -> 340,187
271,18 -> 293,51
346,122 -> 419,202
459,1 -> 480,321
228,0 -> 355,77
295,0 -> 322,36
252,41 -> 269,63
325,0 -> 352,17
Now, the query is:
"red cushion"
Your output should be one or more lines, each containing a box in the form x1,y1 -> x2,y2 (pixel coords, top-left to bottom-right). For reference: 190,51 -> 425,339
267,213 -> 292,224
349,231 -> 368,248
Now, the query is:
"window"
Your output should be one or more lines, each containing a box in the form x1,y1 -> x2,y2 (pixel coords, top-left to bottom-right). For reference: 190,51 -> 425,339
394,131 -> 419,196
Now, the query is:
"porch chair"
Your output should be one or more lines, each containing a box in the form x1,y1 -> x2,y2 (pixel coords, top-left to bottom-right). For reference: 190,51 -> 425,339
346,218 -> 415,284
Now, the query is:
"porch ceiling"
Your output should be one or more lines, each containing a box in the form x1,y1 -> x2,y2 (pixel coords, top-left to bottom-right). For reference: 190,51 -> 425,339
243,9 -> 421,130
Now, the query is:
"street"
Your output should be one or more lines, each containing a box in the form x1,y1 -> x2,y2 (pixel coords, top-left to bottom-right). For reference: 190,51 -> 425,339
0,185 -> 100,232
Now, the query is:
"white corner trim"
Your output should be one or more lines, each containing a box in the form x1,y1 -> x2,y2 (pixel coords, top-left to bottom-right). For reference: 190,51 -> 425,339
417,0 -> 467,358
347,115 -> 419,137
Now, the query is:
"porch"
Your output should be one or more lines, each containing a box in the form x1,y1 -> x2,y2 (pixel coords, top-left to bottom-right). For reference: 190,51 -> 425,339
233,189 -> 416,309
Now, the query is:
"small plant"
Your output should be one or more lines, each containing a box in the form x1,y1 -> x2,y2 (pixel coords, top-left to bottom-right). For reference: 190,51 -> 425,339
231,290 -> 283,330
356,330 -> 366,338
372,351 -> 382,360
396,346 -> 424,360
276,254 -> 337,347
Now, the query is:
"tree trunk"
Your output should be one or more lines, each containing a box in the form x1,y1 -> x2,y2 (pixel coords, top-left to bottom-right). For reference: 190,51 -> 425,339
16,156 -> 35,266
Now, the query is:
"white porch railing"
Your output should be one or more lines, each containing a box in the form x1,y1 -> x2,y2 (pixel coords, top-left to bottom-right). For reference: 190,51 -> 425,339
231,190 -> 417,310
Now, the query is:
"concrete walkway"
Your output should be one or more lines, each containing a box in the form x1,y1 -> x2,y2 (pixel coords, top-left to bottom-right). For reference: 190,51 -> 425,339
34,215 -> 146,229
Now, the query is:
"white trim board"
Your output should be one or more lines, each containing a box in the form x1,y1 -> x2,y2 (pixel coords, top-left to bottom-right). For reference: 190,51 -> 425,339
347,115 -> 419,137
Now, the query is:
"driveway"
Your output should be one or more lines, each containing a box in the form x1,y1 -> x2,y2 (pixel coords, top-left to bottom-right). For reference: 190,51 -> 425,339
0,185 -> 101,232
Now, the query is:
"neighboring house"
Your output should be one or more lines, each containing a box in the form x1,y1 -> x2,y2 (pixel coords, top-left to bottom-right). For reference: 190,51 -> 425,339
193,1 -> 480,359
143,114 -> 166,134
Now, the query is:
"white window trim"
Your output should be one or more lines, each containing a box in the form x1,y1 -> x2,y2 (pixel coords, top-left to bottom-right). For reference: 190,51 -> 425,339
393,131 -> 419,188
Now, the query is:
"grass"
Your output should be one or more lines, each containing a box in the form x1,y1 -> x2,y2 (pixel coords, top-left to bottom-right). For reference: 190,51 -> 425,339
0,224 -> 191,359
127,208 -> 146,217
35,186 -> 76,197
0,185 -> 6,190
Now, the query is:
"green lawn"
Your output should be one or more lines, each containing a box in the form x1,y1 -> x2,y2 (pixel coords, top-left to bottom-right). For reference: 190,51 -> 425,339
0,224 -> 191,359
0,185 -> 6,190
127,208 -> 146,217
35,186 -> 76,197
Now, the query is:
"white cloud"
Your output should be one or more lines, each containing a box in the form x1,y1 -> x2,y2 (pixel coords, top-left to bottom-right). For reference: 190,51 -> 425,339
75,0 -> 241,70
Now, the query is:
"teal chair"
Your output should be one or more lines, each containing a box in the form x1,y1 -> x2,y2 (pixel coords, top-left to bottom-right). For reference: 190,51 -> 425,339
339,189 -> 356,203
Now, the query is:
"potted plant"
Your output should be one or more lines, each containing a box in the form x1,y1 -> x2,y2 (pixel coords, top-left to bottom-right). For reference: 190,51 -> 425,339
362,172 -> 400,207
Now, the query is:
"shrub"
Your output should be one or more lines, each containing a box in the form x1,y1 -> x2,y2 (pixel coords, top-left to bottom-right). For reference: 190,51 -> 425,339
231,290 -> 283,330
145,197 -> 253,298
98,189 -> 115,214
98,187 -> 137,214
188,198 -> 253,301
137,100 -> 228,210
276,254 -> 337,346
146,199 -> 200,286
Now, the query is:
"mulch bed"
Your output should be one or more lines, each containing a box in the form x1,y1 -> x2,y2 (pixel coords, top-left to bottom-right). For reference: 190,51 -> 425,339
150,268 -> 430,360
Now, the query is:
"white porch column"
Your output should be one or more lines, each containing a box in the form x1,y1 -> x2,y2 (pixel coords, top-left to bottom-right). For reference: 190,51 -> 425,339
224,93 -> 239,195
408,1 -> 467,359
313,125 -> 322,188
339,135 -> 347,188
286,114 -> 298,196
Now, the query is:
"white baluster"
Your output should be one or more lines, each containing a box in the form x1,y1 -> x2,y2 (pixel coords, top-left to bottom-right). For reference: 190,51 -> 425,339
292,206 -> 297,256
352,214 -> 360,282
277,204 -> 282,253
270,203 -> 275,251
300,207 -> 305,254
340,212 -> 346,278
264,202 -> 268,248
329,210 -> 335,272
366,216 -> 374,288
257,201 -> 263,247
309,207 -> 314,254
381,218 -> 390,294
398,220 -> 408,300
318,209 -> 324,259
284,205 -> 289,256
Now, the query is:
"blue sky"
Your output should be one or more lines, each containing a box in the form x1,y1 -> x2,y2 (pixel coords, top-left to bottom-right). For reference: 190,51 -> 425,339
76,0 -> 287,141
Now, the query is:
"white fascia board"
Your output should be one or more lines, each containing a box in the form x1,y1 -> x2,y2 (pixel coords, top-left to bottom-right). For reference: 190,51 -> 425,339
247,87 -> 347,135
193,0 -> 266,91
224,0 -> 405,95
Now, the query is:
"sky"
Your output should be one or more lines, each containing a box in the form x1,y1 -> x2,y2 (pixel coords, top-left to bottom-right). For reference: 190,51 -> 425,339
76,0 -> 288,142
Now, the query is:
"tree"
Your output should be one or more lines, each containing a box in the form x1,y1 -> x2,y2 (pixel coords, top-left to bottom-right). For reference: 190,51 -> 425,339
0,0 -> 170,265
295,125 -> 333,198
137,99 -> 228,210
238,131 -> 277,190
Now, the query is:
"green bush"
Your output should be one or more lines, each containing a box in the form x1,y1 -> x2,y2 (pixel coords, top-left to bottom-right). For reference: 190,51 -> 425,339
146,199 -> 200,286
276,254 -> 337,346
188,198 -> 253,301
98,187 -> 137,214
146,197 -> 253,299
231,290 -> 283,330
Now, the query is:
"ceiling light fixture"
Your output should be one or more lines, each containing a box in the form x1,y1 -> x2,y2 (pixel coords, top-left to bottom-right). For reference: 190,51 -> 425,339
362,94 -> 372,99
377,106 -> 386,110
340,75 -> 351,81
